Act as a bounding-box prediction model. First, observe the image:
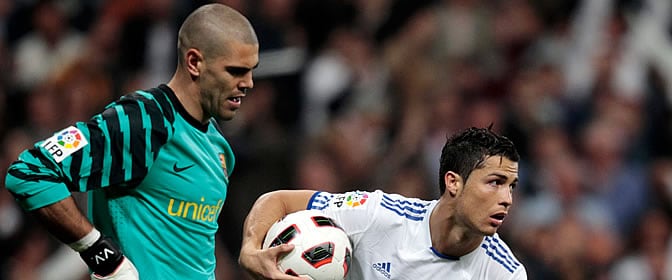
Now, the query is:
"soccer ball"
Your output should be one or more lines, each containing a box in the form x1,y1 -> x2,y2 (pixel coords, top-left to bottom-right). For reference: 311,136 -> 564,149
262,210 -> 352,279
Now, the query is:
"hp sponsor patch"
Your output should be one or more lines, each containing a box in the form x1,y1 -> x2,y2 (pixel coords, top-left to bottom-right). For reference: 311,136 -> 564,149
41,126 -> 88,163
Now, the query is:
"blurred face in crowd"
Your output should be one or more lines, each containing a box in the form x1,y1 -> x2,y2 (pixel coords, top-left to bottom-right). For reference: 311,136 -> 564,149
33,1 -> 67,43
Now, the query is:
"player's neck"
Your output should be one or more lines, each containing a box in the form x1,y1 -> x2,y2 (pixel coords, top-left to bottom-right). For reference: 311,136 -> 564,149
167,76 -> 206,124
429,201 -> 484,257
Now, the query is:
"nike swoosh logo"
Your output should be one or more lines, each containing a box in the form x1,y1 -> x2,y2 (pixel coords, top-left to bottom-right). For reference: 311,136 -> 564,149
173,163 -> 195,173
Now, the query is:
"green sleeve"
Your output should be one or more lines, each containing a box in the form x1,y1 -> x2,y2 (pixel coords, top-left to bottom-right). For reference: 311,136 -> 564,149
4,90 -> 176,210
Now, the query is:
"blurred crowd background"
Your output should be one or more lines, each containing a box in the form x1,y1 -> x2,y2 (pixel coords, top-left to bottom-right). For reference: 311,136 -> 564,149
0,0 -> 671,279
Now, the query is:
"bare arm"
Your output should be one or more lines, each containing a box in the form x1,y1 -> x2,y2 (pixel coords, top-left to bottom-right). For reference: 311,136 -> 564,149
239,190 -> 316,280
33,197 -> 93,243
31,197 -> 138,278
241,190 -> 315,251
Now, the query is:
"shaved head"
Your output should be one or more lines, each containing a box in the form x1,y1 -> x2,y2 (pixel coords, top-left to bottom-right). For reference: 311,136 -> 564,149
177,4 -> 258,63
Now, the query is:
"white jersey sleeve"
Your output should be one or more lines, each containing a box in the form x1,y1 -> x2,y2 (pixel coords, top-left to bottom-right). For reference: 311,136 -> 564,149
307,190 -> 380,244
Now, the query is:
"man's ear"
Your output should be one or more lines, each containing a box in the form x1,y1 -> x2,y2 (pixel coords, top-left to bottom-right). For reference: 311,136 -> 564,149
185,48 -> 203,78
444,171 -> 462,197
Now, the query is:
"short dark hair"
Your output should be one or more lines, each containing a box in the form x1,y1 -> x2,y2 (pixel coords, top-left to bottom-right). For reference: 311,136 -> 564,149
177,3 -> 258,64
438,126 -> 520,195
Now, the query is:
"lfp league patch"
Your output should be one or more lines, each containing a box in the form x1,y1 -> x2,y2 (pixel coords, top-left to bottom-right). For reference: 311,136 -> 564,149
331,191 -> 369,208
40,126 -> 89,163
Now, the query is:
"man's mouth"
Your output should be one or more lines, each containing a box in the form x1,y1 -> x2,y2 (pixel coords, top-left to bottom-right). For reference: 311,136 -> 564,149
491,213 -> 506,221
228,96 -> 241,104
489,213 -> 506,226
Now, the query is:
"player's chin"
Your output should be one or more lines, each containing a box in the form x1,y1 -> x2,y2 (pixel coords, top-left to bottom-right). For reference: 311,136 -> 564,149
218,110 -> 237,121
479,228 -> 498,237
480,223 -> 500,236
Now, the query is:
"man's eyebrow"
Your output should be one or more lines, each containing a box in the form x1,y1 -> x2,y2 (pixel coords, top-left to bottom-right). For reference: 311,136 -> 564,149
226,63 -> 259,71
490,173 -> 518,184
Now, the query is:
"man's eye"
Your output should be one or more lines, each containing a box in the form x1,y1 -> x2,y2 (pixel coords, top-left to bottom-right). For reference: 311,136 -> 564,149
227,67 -> 249,76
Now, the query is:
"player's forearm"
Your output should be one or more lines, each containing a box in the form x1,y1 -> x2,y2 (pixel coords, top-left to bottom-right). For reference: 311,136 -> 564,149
241,191 -> 289,251
34,197 -> 138,278
241,190 -> 316,250
239,190 -> 314,278
33,197 -> 94,243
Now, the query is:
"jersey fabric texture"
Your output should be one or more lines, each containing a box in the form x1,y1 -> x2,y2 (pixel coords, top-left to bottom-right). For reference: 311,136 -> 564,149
5,84 -> 234,279
307,190 -> 527,280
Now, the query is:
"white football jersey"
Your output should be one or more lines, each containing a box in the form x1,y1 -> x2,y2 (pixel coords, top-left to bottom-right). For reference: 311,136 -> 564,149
307,190 -> 527,280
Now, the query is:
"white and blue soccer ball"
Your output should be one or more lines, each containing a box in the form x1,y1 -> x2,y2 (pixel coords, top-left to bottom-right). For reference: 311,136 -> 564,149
262,210 -> 353,280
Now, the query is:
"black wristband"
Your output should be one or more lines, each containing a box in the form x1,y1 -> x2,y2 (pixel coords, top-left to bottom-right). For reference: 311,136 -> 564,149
79,236 -> 125,276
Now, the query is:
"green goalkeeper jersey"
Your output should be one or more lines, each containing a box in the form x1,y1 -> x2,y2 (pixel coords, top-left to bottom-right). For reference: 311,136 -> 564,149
5,84 -> 234,279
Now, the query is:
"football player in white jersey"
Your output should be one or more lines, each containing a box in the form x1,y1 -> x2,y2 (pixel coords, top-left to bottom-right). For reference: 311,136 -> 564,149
239,127 -> 527,279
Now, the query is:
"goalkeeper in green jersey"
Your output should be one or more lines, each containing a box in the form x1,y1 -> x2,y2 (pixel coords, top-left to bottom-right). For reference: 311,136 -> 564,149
4,3 -> 259,279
